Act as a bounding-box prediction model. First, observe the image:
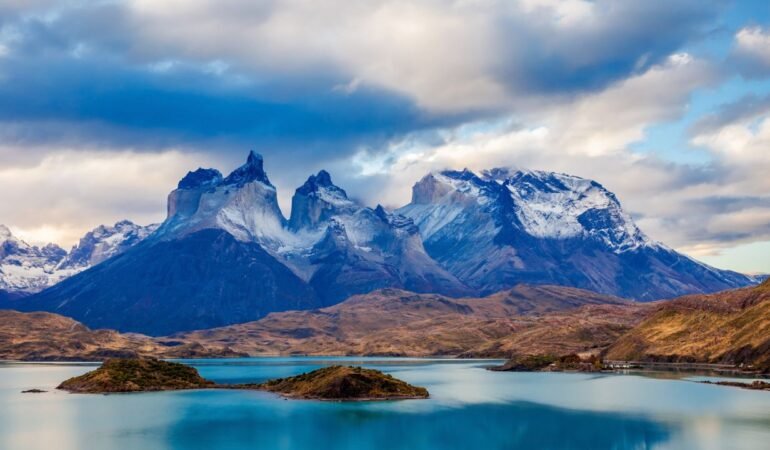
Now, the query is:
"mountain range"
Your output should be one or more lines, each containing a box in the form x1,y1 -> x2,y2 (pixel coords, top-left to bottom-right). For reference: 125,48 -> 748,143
0,151 -> 757,334
0,221 -> 156,295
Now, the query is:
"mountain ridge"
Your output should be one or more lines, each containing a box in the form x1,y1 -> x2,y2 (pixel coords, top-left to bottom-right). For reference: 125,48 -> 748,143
397,168 -> 754,300
1,152 -> 756,334
0,221 -> 156,293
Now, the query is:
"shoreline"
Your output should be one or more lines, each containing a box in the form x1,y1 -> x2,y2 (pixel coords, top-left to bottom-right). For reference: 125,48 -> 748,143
5,356 -> 766,379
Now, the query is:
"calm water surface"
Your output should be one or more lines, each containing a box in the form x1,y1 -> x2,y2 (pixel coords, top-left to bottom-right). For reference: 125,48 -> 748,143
1,357 -> 769,449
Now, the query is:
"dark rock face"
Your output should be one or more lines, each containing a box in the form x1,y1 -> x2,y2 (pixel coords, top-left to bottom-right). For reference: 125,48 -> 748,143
178,168 -> 224,190
223,151 -> 271,186
20,229 -> 320,335
0,289 -> 27,302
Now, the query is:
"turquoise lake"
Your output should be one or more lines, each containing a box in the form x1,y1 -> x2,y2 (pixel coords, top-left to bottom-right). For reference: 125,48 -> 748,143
2,357 -> 769,449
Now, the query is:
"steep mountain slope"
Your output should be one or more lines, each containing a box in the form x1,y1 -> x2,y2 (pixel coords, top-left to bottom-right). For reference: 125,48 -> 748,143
288,170 -> 471,303
176,286 -> 642,357
0,310 -> 242,361
397,169 -> 754,300
20,229 -> 319,335
605,279 -> 770,371
0,221 -> 156,294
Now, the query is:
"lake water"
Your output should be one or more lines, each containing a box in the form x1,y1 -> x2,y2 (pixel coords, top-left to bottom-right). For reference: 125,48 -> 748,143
1,357 -> 769,450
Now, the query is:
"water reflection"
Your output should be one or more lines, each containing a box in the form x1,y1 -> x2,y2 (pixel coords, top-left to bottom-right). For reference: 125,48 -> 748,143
167,397 -> 672,450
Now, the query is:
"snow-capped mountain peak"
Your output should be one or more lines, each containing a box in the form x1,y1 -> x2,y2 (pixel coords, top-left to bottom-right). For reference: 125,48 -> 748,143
0,224 -> 13,243
0,221 -> 158,294
58,220 -> 159,270
158,151 -> 288,246
492,169 -> 653,251
0,226 -> 72,293
397,166 -> 754,300
408,167 -> 652,252
5,155 -> 756,334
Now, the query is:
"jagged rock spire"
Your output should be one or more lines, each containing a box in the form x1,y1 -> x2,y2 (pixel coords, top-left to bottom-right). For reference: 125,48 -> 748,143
223,151 -> 272,187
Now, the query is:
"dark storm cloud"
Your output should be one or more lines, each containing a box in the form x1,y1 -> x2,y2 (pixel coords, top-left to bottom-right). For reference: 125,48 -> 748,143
493,0 -> 725,94
0,0 -> 727,164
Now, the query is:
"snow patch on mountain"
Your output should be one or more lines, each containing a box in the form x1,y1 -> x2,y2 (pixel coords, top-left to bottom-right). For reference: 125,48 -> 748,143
488,169 -> 654,252
59,220 -> 159,270
0,225 -> 71,292
0,221 -> 156,293
397,166 -> 754,300
402,168 -> 654,253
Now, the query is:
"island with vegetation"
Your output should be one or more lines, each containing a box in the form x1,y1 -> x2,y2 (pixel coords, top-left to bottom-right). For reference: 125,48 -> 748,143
58,358 -> 215,393
258,365 -> 429,400
57,358 -> 429,401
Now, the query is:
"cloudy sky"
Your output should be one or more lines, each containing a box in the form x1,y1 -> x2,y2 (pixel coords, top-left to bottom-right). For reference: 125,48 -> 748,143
1,0 -> 769,273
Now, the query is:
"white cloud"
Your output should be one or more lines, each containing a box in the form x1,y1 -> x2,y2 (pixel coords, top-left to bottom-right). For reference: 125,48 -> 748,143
117,0 -> 718,113
340,54 -> 770,269
350,54 -> 715,199
733,26 -> 770,77
0,149 -> 221,247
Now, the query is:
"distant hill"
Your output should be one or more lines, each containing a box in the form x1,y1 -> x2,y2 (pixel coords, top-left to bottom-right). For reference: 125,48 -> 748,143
0,310 -> 242,361
176,285 -> 646,357
605,279 -> 770,371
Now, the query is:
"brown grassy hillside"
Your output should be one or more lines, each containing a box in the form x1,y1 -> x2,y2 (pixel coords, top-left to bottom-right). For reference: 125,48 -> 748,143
605,279 -> 770,371
178,286 -> 645,357
0,310 -> 243,361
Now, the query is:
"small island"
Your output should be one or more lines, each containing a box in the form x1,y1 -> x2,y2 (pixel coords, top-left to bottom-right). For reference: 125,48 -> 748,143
57,358 -> 429,401
700,380 -> 770,391
258,365 -> 429,400
58,358 -> 215,393
491,353 -> 603,372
